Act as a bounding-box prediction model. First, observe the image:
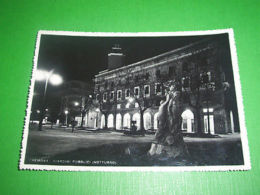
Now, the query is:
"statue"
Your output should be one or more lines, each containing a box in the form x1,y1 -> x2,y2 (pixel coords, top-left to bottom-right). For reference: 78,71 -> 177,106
148,81 -> 189,158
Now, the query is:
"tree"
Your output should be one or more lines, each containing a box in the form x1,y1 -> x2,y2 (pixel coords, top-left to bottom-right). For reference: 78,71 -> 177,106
94,94 -> 111,129
129,85 -> 153,132
79,96 -> 94,128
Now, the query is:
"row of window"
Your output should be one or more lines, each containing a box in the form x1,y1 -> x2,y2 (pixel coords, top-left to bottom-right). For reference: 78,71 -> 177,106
97,71 -> 215,102
97,83 -> 163,102
97,67 -> 178,90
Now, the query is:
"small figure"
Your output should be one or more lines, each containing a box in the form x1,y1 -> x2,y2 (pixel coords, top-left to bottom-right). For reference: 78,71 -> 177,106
71,119 -> 77,133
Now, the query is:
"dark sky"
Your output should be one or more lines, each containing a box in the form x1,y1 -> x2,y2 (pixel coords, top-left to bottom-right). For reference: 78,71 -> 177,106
37,34 -> 221,83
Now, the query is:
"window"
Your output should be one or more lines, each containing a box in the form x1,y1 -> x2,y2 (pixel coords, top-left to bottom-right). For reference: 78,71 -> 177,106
203,108 -> 214,113
125,89 -> 130,98
156,70 -> 161,78
134,87 -> 140,97
183,63 -> 189,72
182,76 -> 190,88
125,103 -> 130,108
201,72 -> 212,83
110,91 -> 114,100
96,94 -> 100,101
117,104 -> 121,109
144,85 -> 150,97
117,90 -> 122,100
111,82 -> 114,88
168,66 -> 175,76
103,93 -> 107,102
207,72 -> 212,82
145,72 -> 150,80
135,103 -> 139,108
155,83 -> 162,94
135,76 -> 139,82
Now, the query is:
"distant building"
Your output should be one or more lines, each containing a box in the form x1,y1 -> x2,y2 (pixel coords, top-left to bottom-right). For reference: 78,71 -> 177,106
89,37 -> 238,134
59,80 -> 93,126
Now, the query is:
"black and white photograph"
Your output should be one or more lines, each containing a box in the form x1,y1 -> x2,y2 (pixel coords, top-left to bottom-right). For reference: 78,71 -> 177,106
20,29 -> 250,171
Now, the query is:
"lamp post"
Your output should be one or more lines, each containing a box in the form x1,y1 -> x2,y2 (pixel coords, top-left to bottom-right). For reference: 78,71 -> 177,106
64,110 -> 69,126
36,69 -> 63,131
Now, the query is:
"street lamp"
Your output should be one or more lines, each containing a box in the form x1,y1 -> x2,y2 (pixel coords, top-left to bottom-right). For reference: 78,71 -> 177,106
64,110 -> 69,126
36,69 -> 63,131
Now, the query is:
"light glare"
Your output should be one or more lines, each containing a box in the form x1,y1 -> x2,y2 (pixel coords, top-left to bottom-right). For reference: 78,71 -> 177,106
35,70 -> 48,81
50,74 -> 63,85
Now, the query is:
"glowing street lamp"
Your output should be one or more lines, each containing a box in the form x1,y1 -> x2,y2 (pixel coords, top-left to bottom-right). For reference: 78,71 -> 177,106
74,102 -> 79,106
64,110 -> 69,126
49,74 -> 63,85
36,69 -> 63,131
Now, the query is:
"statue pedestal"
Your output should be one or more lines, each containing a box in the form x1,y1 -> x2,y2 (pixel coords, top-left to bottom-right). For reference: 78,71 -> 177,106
148,142 -> 187,159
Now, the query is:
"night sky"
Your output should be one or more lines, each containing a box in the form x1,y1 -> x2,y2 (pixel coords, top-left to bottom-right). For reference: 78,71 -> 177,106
36,34 -> 221,83
32,33 -> 232,114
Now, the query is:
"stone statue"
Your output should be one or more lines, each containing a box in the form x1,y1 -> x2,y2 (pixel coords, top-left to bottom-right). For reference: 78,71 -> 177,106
149,82 -> 189,158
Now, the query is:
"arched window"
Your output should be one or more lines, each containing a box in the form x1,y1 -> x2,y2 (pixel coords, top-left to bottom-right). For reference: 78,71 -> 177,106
154,112 -> 159,130
181,109 -> 194,133
144,112 -> 152,130
101,114 -> 105,129
116,114 -> 122,130
132,113 -> 140,130
123,113 -> 131,129
107,114 -> 114,128
84,114 -> 88,127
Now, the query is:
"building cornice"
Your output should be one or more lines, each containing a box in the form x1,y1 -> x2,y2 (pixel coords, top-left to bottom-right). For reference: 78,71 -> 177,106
95,38 -> 212,79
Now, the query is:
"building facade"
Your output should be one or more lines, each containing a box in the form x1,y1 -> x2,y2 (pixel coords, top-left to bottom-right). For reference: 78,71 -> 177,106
90,37 -> 239,134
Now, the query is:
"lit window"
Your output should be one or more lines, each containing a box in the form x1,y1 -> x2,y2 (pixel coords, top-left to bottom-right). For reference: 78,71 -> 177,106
135,103 -> 139,108
207,72 -> 212,82
203,108 -> 214,113
126,103 -> 130,108
125,89 -> 130,98
134,87 -> 140,97
117,90 -> 122,100
103,93 -> 107,102
144,85 -> 150,97
117,104 -> 121,109
110,91 -> 114,100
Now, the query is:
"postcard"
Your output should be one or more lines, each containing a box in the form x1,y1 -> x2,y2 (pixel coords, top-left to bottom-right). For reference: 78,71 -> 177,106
20,29 -> 250,171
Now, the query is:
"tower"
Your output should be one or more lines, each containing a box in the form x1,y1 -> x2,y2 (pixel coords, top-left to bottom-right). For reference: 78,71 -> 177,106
107,44 -> 125,70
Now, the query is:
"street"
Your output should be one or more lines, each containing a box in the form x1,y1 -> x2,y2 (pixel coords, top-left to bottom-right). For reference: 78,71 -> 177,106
24,127 -> 243,166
